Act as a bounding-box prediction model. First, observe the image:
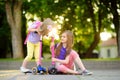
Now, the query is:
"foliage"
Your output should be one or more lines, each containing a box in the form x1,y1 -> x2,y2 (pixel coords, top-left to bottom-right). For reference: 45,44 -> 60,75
0,1 -> 12,58
22,0 -> 119,57
0,0 -> 119,58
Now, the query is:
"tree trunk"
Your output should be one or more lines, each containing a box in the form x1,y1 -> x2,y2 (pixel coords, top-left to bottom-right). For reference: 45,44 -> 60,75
85,0 -> 102,58
118,16 -> 120,57
85,32 -> 100,58
5,0 -> 23,58
110,0 -> 120,57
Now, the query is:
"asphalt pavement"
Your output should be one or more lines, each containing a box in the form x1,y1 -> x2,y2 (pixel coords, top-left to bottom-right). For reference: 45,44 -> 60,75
0,69 -> 120,80
0,60 -> 120,80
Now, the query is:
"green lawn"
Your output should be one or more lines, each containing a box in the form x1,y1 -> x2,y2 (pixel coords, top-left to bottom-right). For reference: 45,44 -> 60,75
0,57 -> 120,62
84,58 -> 120,61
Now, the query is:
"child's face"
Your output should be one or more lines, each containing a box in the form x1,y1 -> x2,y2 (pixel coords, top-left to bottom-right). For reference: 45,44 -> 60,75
61,33 -> 67,43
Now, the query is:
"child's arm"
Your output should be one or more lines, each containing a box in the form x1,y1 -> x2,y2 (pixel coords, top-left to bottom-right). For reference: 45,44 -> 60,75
52,55 -> 70,64
28,21 -> 42,34
28,28 -> 38,32
28,27 -> 41,35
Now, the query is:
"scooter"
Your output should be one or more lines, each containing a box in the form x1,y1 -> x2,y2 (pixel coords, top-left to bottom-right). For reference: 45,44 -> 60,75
32,65 -> 47,75
48,37 -> 58,74
32,36 -> 47,75
23,21 -> 45,75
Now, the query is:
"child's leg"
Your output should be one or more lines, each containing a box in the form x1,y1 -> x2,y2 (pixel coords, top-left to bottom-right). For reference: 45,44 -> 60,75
20,42 -> 34,72
21,60 -> 28,68
62,50 -> 92,75
57,64 -> 79,74
21,42 -> 34,68
34,42 -> 40,66
70,50 -> 86,71
74,57 -> 86,71
74,57 -> 93,75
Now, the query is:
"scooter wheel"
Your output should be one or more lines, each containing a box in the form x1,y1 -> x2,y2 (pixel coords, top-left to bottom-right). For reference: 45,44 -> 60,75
39,70 -> 44,74
32,67 -> 38,75
48,67 -> 57,74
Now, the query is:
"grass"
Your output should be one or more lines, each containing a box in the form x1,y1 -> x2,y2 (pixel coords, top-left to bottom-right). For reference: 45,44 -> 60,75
0,58 -> 51,62
0,58 -> 23,61
0,58 -> 120,62
0,53 -> 51,62
83,58 -> 120,61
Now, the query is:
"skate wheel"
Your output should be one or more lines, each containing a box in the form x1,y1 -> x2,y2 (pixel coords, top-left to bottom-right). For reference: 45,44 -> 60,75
39,70 -> 44,74
48,67 -> 57,74
32,67 -> 38,75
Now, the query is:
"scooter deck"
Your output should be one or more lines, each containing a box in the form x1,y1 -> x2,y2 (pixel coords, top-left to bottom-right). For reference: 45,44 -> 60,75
22,71 -> 82,75
22,71 -> 32,75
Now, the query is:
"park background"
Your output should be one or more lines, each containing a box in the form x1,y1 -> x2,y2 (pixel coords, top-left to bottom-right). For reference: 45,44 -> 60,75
0,0 -> 120,60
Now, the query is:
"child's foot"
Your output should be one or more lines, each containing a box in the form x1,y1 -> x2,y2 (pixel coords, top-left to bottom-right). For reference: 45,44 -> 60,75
20,67 -> 30,72
81,70 -> 93,75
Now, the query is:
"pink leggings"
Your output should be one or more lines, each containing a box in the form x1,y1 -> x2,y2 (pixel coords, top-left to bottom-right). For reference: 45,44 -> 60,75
56,50 -> 79,73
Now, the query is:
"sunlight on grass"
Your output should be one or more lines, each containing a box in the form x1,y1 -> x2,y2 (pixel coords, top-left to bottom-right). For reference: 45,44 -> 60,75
0,58 -> 120,62
0,53 -> 120,62
84,58 -> 120,61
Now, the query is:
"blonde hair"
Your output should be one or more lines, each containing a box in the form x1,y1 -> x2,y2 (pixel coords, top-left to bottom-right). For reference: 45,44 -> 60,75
38,18 -> 55,36
55,30 -> 74,57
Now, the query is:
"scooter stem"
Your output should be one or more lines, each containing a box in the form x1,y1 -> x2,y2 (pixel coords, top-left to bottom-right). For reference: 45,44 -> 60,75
51,37 -> 55,65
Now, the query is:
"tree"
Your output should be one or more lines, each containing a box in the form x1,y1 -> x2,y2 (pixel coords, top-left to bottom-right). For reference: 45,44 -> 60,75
101,0 -> 120,57
0,1 -> 11,58
109,0 -> 120,57
83,0 -> 102,58
3,0 -> 119,58
5,0 -> 23,58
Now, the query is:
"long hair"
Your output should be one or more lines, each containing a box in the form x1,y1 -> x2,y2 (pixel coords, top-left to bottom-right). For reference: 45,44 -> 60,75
38,18 -> 55,36
55,30 -> 74,57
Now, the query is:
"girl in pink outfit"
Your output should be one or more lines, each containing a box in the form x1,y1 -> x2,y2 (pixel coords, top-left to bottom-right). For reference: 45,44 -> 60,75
52,30 -> 92,75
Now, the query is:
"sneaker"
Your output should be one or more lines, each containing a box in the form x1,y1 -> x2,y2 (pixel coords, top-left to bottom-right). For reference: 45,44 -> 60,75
81,70 -> 93,75
20,67 -> 30,72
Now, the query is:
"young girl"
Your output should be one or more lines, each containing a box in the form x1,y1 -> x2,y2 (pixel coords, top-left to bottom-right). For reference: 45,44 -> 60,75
51,30 -> 92,75
20,18 -> 55,72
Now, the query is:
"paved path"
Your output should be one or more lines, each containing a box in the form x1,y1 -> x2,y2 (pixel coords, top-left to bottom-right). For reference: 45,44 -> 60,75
0,60 -> 120,70
0,60 -> 120,80
0,69 -> 120,80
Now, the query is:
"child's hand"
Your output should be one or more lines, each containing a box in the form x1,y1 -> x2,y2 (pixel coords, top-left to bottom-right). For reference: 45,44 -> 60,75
36,29 -> 41,35
52,58 -> 57,62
